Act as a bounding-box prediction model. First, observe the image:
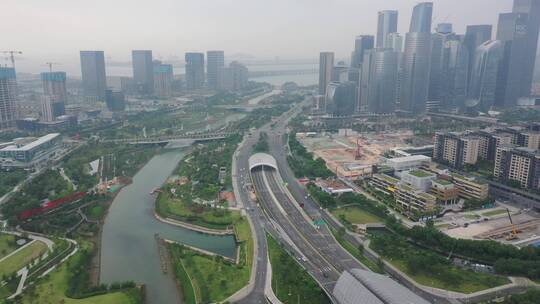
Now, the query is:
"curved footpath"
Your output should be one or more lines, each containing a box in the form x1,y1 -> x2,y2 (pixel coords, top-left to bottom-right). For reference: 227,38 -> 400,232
153,210 -> 234,236
1,230 -> 79,300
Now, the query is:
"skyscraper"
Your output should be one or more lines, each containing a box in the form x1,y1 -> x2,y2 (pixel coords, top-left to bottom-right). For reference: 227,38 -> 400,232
326,82 -> 357,116
153,61 -> 174,97
468,40 -> 504,111
409,2 -> 434,33
360,48 -> 399,114
350,36 -> 375,69
105,89 -> 126,112
218,61 -> 249,91
319,52 -> 335,95
399,2 -> 433,113
387,33 -> 404,52
464,25 -> 493,92
132,50 -> 154,95
441,40 -> 470,110
41,72 -> 67,103
496,12 -> 531,108
513,0 -> 540,97
207,51 -> 225,89
80,51 -> 107,100
377,11 -> 398,48
0,68 -> 17,129
185,52 -> 205,90
40,72 -> 67,121
429,24 -> 457,106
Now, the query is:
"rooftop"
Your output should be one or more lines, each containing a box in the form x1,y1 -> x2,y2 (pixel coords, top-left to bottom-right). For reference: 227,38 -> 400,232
374,174 -> 399,184
433,179 -> 452,186
387,155 -> 431,164
407,170 -> 434,178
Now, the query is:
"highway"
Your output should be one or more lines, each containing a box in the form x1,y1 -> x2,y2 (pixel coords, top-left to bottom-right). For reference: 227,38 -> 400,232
252,167 -> 340,291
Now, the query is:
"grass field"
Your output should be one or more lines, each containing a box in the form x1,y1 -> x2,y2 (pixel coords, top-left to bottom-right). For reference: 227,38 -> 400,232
20,251 -> 141,304
331,206 -> 383,225
88,205 -> 105,221
0,234 -> 18,259
234,217 -> 254,271
169,243 -> 250,303
0,240 -> 48,277
482,209 -> 508,217
267,235 -> 330,304
168,216 -> 253,303
156,194 -> 242,230
389,259 -> 510,294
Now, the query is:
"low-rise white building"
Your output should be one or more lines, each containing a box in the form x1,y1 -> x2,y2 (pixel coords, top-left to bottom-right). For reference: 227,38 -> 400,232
386,155 -> 431,172
0,133 -> 62,168
400,169 -> 437,192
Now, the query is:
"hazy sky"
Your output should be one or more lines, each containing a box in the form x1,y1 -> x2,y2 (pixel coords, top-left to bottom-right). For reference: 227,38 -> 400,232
4,0 -> 512,73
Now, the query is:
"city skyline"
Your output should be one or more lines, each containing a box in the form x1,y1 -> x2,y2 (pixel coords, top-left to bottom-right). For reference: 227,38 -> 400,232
5,0 -> 511,74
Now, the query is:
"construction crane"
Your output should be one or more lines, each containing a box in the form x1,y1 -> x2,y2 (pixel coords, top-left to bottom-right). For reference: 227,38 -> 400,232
506,208 -> 519,240
1,51 -> 23,69
44,62 -> 60,73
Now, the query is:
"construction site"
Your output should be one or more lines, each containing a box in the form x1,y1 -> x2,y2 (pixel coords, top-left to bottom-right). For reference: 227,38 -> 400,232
437,203 -> 540,248
296,129 -> 416,179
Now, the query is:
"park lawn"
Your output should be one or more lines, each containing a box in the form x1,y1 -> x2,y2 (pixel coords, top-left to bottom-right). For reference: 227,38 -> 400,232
170,244 -> 250,303
387,258 -> 510,294
157,194 -> 242,230
464,214 -> 480,220
20,251 -> 141,304
88,205 -> 105,221
332,206 -> 383,225
267,235 -> 330,304
234,217 -> 254,271
0,240 -> 48,277
0,234 -> 18,259
482,209 -> 508,217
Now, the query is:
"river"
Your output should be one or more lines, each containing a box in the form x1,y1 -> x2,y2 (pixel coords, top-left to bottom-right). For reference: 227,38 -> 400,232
100,149 -> 237,304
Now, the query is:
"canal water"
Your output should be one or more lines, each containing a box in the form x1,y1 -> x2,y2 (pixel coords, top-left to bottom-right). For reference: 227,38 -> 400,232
100,149 -> 237,304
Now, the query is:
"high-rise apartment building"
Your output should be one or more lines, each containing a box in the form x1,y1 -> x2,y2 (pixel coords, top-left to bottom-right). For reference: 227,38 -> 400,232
377,11 -> 398,48
132,50 -> 154,95
434,132 -> 481,168
153,61 -> 174,97
0,68 -> 18,129
80,51 -> 107,100
318,52 -> 335,96
399,2 -> 433,113
207,51 -> 225,89
217,61 -> 249,91
494,145 -> 540,190
468,40 -> 504,111
360,48 -> 399,114
185,52 -> 205,90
